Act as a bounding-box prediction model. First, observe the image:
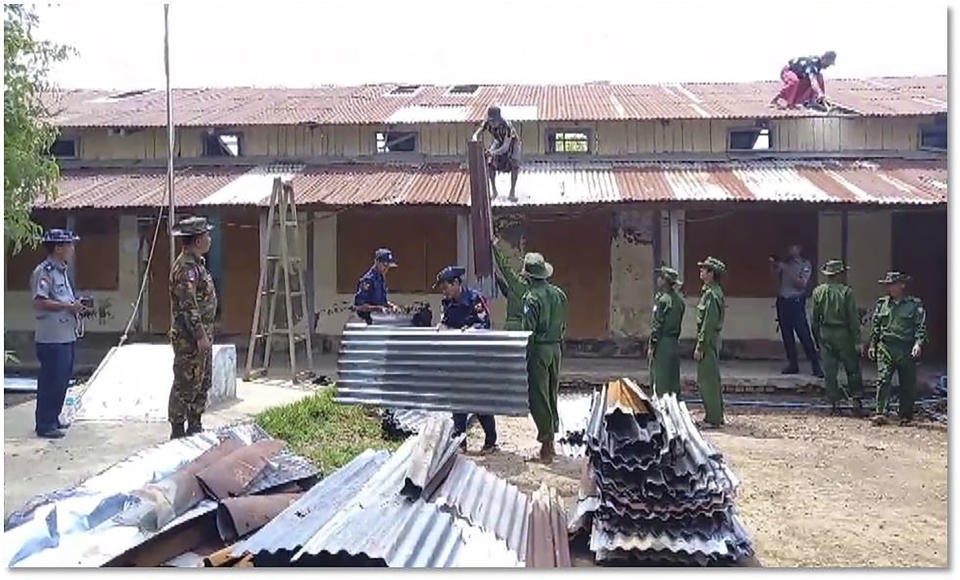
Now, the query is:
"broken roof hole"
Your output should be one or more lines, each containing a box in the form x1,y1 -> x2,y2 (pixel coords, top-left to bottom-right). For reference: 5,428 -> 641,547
448,84 -> 480,95
390,85 -> 422,95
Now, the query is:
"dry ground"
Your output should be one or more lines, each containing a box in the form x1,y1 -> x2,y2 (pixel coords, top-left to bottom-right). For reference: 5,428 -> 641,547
461,407 -> 948,568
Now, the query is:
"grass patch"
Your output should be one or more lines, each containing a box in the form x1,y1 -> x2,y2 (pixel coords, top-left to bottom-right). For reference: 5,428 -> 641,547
255,387 -> 400,474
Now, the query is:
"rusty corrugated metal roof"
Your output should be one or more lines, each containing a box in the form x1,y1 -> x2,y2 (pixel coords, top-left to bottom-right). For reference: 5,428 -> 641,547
42,159 -> 945,211
45,76 -> 946,127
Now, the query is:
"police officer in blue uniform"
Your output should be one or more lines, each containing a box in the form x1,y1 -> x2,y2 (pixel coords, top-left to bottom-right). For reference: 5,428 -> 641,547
30,229 -> 90,439
434,266 -> 498,454
354,248 -> 399,324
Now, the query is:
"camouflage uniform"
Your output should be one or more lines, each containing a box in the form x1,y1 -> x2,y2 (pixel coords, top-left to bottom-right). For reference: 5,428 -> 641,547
810,260 -> 863,406
650,267 -> 685,398
870,272 -> 927,421
696,257 -> 726,427
168,218 -> 218,435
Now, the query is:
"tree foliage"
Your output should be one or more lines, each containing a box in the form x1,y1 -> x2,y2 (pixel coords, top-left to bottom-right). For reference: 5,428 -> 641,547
4,4 -> 71,254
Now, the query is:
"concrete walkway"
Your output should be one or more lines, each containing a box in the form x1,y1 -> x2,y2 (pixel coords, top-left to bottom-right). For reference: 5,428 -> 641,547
3,379 -> 313,520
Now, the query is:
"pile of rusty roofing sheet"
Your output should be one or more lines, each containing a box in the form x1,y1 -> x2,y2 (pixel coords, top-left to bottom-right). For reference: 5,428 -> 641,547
232,416 -> 570,568
569,379 -> 753,566
336,326 -> 531,416
5,424 -> 319,568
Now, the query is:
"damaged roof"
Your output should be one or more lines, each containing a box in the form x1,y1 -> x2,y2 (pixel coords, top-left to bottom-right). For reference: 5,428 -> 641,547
40,158 -> 945,211
46,76 -> 946,128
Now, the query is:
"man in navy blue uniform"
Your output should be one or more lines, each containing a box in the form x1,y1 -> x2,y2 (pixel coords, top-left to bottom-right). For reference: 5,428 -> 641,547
354,248 -> 399,324
434,266 -> 497,454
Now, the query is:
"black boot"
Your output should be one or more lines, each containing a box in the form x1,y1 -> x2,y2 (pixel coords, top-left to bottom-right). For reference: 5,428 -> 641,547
186,419 -> 203,435
170,422 -> 186,439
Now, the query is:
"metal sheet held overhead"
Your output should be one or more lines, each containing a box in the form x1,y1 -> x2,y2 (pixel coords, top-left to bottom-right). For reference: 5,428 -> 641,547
336,327 -> 531,416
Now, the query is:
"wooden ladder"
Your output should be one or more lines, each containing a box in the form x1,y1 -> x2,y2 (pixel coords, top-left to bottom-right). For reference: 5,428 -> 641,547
244,177 -> 314,383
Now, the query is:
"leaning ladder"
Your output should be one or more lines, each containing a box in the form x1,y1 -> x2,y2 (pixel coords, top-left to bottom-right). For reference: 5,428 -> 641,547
245,177 -> 314,383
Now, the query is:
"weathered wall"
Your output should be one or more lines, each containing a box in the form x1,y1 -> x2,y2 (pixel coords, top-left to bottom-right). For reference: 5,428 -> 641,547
64,115 -> 935,161
609,210 -> 655,337
4,214 -> 140,333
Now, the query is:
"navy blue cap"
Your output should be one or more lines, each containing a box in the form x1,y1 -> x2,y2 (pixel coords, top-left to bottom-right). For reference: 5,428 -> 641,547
375,248 -> 397,267
433,266 -> 466,287
41,229 -> 80,244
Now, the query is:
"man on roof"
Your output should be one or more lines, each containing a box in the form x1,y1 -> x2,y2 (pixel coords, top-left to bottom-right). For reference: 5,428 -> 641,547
472,106 -> 522,202
772,51 -> 837,111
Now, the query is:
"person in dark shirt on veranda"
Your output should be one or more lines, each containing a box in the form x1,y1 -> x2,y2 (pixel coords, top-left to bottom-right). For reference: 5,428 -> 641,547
772,51 -> 837,110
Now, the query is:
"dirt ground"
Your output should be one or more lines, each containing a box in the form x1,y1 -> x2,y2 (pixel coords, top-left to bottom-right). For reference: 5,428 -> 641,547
461,407 -> 948,568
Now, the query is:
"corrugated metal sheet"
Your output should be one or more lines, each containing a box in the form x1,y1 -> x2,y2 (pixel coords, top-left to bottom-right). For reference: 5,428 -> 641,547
291,163 -> 468,206
5,423 -> 311,568
431,454 -> 531,560
401,418 -> 463,499
234,449 -> 390,565
291,495 -> 520,567
41,159 -> 944,211
571,379 -> 754,566
336,327 -> 531,416
45,76 -> 947,127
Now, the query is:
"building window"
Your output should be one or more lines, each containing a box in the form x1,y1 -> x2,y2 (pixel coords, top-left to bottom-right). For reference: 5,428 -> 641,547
49,138 -> 78,159
203,131 -> 242,157
448,84 -> 479,95
389,85 -> 422,96
376,131 -> 418,153
547,130 -> 591,154
919,122 -> 947,151
729,128 -> 771,151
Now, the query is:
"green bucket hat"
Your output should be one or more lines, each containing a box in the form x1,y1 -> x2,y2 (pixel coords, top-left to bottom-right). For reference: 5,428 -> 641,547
821,259 -> 847,276
655,265 -> 681,285
172,216 -> 214,237
521,252 -> 553,279
697,256 -> 727,275
878,271 -> 911,285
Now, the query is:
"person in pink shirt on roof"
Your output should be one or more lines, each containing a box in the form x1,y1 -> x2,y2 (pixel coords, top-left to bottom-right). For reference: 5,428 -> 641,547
772,51 -> 837,111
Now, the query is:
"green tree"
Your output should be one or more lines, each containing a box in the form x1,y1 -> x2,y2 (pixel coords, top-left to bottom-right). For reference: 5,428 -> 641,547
4,4 -> 71,254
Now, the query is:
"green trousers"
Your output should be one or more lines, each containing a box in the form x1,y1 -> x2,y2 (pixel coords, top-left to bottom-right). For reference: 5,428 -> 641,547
820,327 -> 864,404
697,341 -> 724,425
651,336 -> 681,398
527,343 -> 561,443
876,341 -> 917,419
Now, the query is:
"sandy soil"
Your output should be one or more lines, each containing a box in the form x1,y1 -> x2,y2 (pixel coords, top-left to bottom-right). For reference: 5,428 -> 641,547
460,408 -> 947,568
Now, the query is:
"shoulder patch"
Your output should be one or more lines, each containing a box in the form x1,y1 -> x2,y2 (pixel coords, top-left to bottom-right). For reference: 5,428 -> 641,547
361,280 -> 372,291
186,266 -> 198,282
37,277 -> 50,291
42,262 -> 54,272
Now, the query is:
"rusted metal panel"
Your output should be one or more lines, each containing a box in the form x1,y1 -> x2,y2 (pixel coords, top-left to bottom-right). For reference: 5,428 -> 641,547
195,439 -> 285,500
216,493 -> 303,542
292,163 -> 469,206
467,140 -> 495,280
525,484 -> 572,568
46,77 -> 946,128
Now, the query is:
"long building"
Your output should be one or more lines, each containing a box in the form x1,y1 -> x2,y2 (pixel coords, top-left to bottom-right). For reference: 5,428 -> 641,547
4,77 -> 948,359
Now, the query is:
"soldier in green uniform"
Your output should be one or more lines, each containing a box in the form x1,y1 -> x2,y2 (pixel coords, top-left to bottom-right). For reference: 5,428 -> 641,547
810,260 -> 864,416
868,272 -> 927,426
168,216 -> 219,439
521,252 -> 568,462
492,239 -> 528,331
648,266 -> 685,398
695,257 -> 726,428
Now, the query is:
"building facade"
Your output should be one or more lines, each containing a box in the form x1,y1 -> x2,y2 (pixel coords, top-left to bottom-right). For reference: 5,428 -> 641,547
4,78 -> 948,359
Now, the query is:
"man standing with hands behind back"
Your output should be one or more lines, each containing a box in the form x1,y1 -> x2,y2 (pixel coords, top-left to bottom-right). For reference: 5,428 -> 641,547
168,216 -> 219,439
770,244 -> 824,378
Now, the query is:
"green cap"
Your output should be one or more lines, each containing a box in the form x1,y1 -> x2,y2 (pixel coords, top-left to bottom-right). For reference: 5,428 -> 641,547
878,271 -> 911,284
521,252 -> 553,279
655,265 -> 681,285
172,216 -> 214,237
697,256 -> 727,275
821,259 -> 847,276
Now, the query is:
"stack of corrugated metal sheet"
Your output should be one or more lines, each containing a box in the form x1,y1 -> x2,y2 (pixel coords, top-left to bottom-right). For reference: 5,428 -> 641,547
234,417 -> 570,568
570,378 -> 753,566
337,326 -> 531,416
